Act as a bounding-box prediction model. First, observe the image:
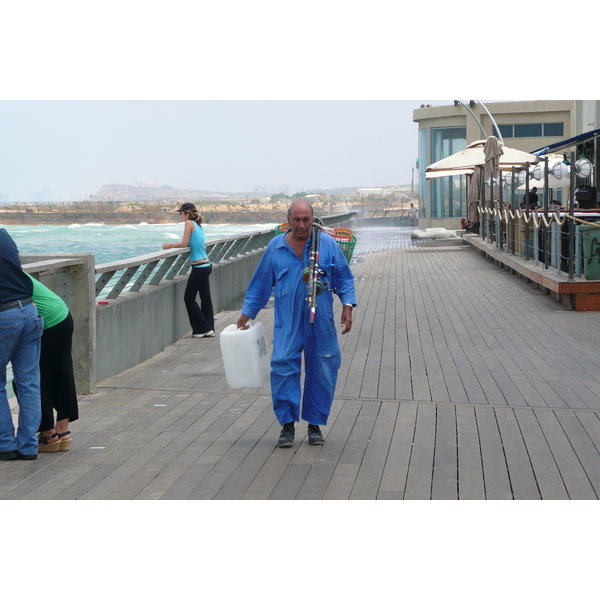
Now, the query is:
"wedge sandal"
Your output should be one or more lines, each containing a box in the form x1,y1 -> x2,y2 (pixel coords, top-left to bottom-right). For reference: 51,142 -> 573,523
57,431 -> 72,451
38,432 -> 61,452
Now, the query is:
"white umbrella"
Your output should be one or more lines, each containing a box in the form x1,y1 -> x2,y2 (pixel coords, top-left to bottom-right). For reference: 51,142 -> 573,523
425,139 -> 540,174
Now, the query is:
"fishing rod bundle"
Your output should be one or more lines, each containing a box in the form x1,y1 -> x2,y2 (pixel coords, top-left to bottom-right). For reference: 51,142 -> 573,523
304,217 -> 328,328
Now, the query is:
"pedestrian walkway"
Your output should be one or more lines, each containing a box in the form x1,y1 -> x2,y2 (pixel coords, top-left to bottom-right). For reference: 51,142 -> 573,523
3,226 -> 600,499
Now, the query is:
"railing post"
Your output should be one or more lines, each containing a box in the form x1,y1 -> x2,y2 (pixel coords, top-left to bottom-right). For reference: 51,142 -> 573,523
69,254 -> 97,394
498,176 -> 503,250
21,253 -> 96,395
575,226 -> 582,277
568,151 -> 576,281
551,221 -> 560,275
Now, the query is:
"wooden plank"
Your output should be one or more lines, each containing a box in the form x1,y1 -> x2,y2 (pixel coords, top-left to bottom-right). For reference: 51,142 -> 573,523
126,396 -> 271,500
553,411 -> 600,498
511,409 -> 568,500
350,402 -> 398,499
404,403 -> 436,500
455,404 -> 485,500
213,419 -> 285,500
431,404 -> 458,500
495,408 -> 540,499
378,402 -> 417,499
268,400 -> 345,500
295,401 -> 362,500
474,405 -> 513,500
534,409 -> 596,499
322,401 -> 380,500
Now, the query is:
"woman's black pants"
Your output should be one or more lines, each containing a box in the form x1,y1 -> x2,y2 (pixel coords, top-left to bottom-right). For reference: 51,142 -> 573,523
184,264 -> 214,335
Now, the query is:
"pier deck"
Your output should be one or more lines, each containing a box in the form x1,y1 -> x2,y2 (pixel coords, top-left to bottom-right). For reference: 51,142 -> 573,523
4,226 -> 600,500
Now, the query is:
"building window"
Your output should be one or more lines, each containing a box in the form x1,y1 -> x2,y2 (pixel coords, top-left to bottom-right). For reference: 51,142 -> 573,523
430,126 -> 466,218
543,122 -> 564,137
515,123 -> 543,138
495,123 -> 564,139
498,124 -> 513,139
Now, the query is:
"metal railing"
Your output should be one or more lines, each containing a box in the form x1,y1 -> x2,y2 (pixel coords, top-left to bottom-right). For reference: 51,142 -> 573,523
94,213 -> 356,300
479,205 -> 600,278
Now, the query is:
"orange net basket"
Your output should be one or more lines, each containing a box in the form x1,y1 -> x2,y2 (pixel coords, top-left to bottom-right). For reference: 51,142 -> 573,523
274,223 -> 356,262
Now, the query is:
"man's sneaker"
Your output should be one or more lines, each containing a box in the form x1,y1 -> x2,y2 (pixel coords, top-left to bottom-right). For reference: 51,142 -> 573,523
307,424 -> 324,445
278,422 -> 295,448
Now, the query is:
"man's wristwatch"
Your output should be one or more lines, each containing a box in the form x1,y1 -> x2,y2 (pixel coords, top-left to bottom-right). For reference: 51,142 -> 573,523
343,303 -> 355,309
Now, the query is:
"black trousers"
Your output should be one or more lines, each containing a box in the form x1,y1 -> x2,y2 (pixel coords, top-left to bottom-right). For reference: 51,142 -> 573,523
184,264 -> 214,335
38,312 -> 79,431
11,312 -> 79,432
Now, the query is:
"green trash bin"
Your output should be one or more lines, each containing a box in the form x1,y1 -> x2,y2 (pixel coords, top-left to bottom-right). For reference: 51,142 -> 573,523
579,224 -> 600,280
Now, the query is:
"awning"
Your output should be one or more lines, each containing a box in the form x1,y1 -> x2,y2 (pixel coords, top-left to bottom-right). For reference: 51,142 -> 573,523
532,127 -> 600,156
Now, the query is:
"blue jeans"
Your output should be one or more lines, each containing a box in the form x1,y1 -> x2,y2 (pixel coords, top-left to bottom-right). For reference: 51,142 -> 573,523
0,302 -> 43,456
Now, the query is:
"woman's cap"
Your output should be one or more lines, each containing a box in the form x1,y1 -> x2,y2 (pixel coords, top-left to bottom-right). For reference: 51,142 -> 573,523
176,202 -> 196,213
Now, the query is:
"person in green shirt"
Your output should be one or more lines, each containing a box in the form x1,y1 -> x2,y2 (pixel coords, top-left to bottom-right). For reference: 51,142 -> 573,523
14,275 -> 79,452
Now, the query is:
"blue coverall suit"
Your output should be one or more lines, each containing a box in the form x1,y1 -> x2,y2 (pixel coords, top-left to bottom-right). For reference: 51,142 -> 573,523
241,230 -> 356,426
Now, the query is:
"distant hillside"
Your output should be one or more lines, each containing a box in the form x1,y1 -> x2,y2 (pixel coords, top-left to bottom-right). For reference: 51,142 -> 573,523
94,183 -> 245,202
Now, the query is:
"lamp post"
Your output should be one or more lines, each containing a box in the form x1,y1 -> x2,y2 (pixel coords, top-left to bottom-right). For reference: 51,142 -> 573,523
453,100 -> 487,139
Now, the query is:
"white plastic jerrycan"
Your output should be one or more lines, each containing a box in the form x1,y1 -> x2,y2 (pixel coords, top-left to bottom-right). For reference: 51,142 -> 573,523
220,322 -> 271,389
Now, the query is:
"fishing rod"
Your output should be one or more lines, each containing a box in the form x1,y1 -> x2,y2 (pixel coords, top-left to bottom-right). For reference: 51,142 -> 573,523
307,223 -> 319,327
305,218 -> 330,327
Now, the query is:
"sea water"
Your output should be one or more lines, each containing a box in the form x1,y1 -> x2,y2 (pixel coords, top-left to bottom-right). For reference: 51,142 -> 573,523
2,221 -> 278,264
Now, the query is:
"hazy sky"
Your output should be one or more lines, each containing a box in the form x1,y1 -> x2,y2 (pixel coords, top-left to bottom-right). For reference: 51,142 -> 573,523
1,5 -> 582,204
0,100 -> 435,202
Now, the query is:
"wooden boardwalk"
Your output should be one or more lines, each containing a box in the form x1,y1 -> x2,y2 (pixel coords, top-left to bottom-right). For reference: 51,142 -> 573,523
4,226 -> 600,500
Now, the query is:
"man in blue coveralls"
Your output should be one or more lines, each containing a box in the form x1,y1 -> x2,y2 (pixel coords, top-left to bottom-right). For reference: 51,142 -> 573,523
237,200 -> 356,448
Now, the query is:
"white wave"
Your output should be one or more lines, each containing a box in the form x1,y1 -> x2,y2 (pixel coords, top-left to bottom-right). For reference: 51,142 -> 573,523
68,223 -> 82,228
164,233 -> 180,239
137,222 -> 149,226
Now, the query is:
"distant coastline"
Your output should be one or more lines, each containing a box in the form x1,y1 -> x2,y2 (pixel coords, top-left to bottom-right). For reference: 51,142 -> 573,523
0,210 -> 290,226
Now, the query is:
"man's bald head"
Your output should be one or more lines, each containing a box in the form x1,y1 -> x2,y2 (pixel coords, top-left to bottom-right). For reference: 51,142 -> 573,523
287,199 -> 314,223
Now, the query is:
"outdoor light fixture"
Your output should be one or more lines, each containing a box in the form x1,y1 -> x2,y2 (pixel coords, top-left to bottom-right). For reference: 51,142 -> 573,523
530,165 -> 543,180
517,170 -> 530,185
550,161 -> 570,180
503,172 -> 519,186
574,157 -> 593,178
